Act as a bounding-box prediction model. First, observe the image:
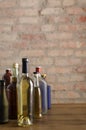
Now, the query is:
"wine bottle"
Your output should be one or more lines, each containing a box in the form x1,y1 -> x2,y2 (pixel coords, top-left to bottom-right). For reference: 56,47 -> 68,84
17,58 -> 34,127
33,72 -> 42,118
35,67 -> 48,114
7,63 -> 19,119
2,68 -> 12,88
0,80 -> 8,124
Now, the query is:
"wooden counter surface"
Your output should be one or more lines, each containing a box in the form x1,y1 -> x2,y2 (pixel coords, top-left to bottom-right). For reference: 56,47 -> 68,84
0,104 -> 86,130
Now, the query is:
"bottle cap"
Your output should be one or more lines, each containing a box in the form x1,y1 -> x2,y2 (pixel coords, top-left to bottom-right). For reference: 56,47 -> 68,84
41,74 -> 46,79
22,58 -> 29,73
13,63 -> 19,68
22,58 -> 28,62
36,66 -> 41,73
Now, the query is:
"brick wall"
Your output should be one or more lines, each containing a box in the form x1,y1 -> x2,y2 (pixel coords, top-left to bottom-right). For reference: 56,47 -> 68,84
0,0 -> 86,104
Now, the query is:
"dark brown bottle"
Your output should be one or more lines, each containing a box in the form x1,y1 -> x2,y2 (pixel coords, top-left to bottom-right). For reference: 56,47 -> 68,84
0,80 -> 8,124
2,69 -> 12,88
7,63 -> 19,119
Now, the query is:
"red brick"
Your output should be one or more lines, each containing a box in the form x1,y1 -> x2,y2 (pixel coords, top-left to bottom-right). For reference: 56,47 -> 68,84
63,0 -> 75,6
30,57 -> 53,66
45,32 -> 73,41
75,50 -> 86,57
74,82 -> 86,91
21,33 -> 45,41
41,8 -> 64,15
41,24 -> 56,32
47,0 -> 61,7
19,17 -> 38,24
20,0 -> 39,8
78,16 -> 86,22
75,66 -> 86,73
48,49 -> 73,56
0,0 -> 17,8
13,24 -> 40,33
46,66 -> 73,74
0,25 -> 11,32
55,58 -> 82,66
59,41 -> 85,49
14,9 -> 38,17
20,50 -> 45,57
66,7 -> 85,14
58,24 -> 77,32
0,18 -> 17,25
57,74 -> 85,83
56,91 -> 80,98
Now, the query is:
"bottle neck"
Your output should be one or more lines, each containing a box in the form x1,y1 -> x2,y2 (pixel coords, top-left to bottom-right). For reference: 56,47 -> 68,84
12,64 -> 19,82
34,73 -> 39,87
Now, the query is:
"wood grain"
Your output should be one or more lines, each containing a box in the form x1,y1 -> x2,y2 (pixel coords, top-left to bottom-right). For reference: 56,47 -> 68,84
0,104 -> 86,130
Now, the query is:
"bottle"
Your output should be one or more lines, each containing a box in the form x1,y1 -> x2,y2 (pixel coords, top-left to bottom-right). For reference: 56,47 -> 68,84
0,80 -> 8,124
35,67 -> 48,114
33,72 -> 42,119
17,58 -> 34,127
41,74 -> 51,109
2,68 -> 12,88
7,63 -> 19,119
47,85 -> 51,109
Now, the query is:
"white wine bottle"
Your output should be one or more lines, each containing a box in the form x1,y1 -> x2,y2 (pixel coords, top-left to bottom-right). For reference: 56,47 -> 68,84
33,72 -> 42,119
35,67 -> 48,114
17,58 -> 34,127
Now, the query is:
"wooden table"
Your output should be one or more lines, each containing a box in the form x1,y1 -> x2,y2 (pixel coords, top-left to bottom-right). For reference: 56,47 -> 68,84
0,104 -> 86,130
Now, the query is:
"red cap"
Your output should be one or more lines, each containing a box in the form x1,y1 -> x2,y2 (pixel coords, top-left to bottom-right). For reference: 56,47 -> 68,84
36,66 -> 41,73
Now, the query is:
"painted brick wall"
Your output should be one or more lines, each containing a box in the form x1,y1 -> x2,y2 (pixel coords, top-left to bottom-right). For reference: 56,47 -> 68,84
0,0 -> 86,104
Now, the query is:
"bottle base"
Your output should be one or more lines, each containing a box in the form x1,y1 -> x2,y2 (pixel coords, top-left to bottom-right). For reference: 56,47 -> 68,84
18,116 -> 32,127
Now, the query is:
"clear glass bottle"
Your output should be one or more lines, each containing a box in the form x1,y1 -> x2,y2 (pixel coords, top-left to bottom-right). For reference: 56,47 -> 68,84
35,67 -> 48,114
7,63 -> 19,119
17,58 -> 34,127
33,72 -> 42,119
0,80 -> 8,124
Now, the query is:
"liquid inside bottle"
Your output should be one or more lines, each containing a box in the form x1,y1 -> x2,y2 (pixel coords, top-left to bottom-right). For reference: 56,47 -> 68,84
33,72 -> 42,119
36,67 -> 48,114
17,58 -> 34,127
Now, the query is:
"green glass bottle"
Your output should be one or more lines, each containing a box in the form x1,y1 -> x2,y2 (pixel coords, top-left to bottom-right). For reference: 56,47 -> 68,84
0,80 -> 8,124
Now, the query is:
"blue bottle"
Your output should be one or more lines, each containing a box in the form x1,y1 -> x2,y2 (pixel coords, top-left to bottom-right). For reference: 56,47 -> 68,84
47,85 -> 51,109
